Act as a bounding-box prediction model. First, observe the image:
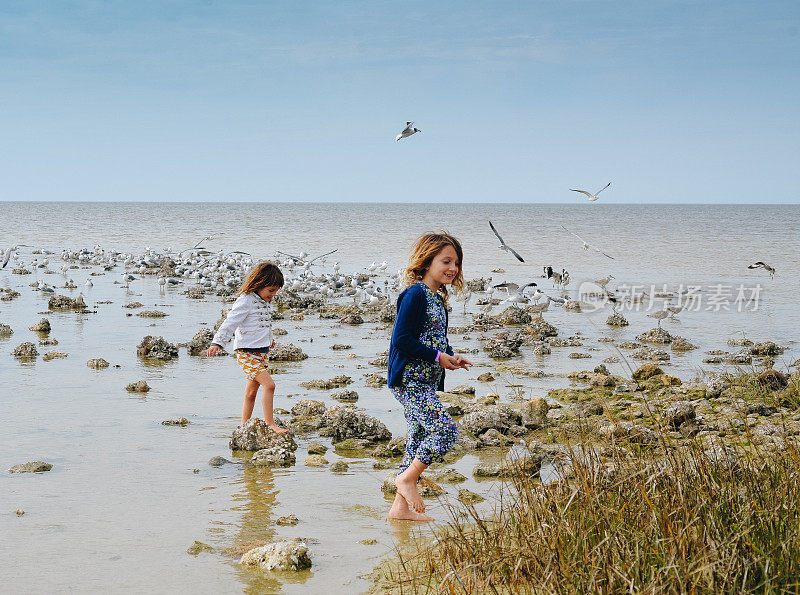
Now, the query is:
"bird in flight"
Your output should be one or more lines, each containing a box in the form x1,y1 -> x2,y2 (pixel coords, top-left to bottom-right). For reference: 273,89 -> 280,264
395,122 -> 421,142
570,182 -> 611,202
489,221 -> 525,262
748,261 -> 775,279
560,225 -> 614,259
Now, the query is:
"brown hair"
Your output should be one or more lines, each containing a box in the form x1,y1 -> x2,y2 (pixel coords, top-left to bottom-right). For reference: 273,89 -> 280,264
238,261 -> 284,296
403,231 -> 464,304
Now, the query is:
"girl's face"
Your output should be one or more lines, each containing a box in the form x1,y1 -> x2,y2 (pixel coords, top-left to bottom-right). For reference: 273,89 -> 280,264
257,285 -> 281,302
423,245 -> 460,289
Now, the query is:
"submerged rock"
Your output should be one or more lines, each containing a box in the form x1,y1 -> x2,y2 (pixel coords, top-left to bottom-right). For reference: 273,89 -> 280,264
48,295 -> 86,310
269,343 -> 308,362
331,389 -> 359,403
633,347 -> 670,361
330,460 -> 349,472
136,336 -> 179,360
29,318 -> 51,332
241,540 -> 312,572
750,341 -> 784,357
9,461 -> 52,473
137,310 -> 168,318
276,515 -> 299,526
12,342 -> 38,359
300,375 -> 352,390
457,489 -> 485,505
636,327 -> 673,344
304,455 -> 329,467
86,358 -> 110,369
306,442 -> 328,455
186,329 -> 215,356
162,418 -> 190,426
42,351 -> 68,361
208,456 -> 232,467
671,337 -> 698,351
126,380 -> 150,393
186,541 -> 214,555
0,323 -> 13,337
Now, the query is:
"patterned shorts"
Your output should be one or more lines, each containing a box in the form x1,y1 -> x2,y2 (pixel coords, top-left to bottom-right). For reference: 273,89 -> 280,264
234,350 -> 269,380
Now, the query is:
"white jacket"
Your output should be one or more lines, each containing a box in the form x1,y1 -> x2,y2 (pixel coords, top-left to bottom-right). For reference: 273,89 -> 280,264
211,292 -> 274,350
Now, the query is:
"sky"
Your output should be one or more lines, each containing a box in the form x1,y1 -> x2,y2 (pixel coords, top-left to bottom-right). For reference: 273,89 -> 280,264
0,1 -> 798,203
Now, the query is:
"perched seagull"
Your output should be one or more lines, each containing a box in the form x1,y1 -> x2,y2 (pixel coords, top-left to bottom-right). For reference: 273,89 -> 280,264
489,221 -> 525,263
570,182 -> 611,202
560,225 -> 615,260
395,121 -> 421,142
748,261 -> 776,279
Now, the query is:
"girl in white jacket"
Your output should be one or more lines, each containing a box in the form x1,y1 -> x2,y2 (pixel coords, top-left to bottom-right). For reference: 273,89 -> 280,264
207,261 -> 287,433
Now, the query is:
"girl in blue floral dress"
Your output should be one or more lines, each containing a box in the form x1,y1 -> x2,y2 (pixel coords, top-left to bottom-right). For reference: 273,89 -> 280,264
387,232 -> 473,521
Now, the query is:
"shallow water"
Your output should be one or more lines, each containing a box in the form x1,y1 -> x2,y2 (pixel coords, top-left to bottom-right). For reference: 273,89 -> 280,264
1,202 -> 799,593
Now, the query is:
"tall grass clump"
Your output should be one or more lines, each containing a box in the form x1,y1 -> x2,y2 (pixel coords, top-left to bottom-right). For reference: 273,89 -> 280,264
383,428 -> 800,593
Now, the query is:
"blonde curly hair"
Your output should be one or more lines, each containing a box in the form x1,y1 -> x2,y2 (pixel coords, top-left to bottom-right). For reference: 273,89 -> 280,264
403,231 -> 464,304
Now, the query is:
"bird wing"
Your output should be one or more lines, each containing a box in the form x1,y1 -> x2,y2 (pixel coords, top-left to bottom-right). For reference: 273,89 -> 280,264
560,224 -> 586,244
570,189 -> 592,198
488,221 -> 506,245
1,249 -> 10,268
507,246 -> 525,262
308,248 -> 339,264
595,182 -> 611,195
594,247 -> 615,260
275,250 -> 304,262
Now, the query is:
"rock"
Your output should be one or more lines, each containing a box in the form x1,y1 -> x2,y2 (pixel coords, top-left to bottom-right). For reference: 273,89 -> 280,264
632,364 -> 665,381
750,341 -> 784,357
39,337 -> 58,345
12,342 -> 38,359
290,400 -> 327,417
758,369 -> 788,391
703,356 -> 724,364
319,406 -> 391,443
574,402 -> 604,416
269,343 -> 308,362
594,364 -> 610,375
29,318 -> 51,332
162,418 -> 190,426
386,435 -> 407,457
636,327 -> 673,344
339,314 -> 364,325
369,354 -> 389,367
124,302 -> 144,309
459,404 -> 522,436
569,352 -> 591,359
496,306 -> 531,325
186,329 -> 215,356
521,398 -> 549,428
663,401 -> 695,428
477,372 -> 495,382
724,350 -> 752,364
437,392 -> 467,416
231,418 -> 298,467
240,540 -> 312,571
48,295 -> 85,310
479,428 -> 514,447
42,350 -> 68,361
334,438 -> 373,451
330,461 -> 349,472
208,456 -> 232,467
473,454 -> 540,478
9,461 -> 52,473
365,374 -> 387,388
465,277 -> 491,292
304,455 -> 329,467
633,347 -> 670,361
276,515 -> 299,526
306,442 -> 328,455
136,310 -> 168,318
705,374 -> 730,398
186,541 -> 214,555
606,312 -> 629,327
431,468 -> 467,483
671,337 -> 698,351
12,268 -> 31,275
614,381 -> 638,393
728,337 -> 753,347
619,341 -> 641,350
186,286 -> 205,299
330,344 -> 351,350
483,333 -> 523,359
533,343 -> 551,356
125,380 -> 150,393
449,384 -> 475,395
136,336 -> 178,360
378,303 -> 396,323
300,375 -> 352,390
599,422 -> 658,444
86,358 -> 109,369
563,301 -> 582,312
457,489 -> 485,505
331,389 -> 359,403
525,318 -> 559,339
0,323 -> 13,337
14,509 -> 24,516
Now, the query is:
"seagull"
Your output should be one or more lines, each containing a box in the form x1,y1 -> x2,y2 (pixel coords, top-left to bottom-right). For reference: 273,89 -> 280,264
560,225 -> 614,259
748,261 -> 775,279
489,221 -> 525,263
2,248 -> 13,269
395,122 -> 421,142
570,182 -> 611,202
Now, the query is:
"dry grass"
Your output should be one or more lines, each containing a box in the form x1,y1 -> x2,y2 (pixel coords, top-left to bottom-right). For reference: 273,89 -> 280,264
381,378 -> 800,593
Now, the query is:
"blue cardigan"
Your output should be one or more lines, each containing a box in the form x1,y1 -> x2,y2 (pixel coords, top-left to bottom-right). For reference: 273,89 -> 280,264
387,283 -> 454,391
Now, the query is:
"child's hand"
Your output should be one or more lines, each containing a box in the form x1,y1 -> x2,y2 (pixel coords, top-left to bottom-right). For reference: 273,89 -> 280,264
437,353 -> 461,371
453,355 -> 473,370
206,345 -> 222,357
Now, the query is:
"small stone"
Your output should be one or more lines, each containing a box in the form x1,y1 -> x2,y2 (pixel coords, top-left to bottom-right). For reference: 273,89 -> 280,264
330,460 -> 349,472
162,418 -> 190,426
276,515 -> 299,526
240,540 -> 311,571
186,541 -> 214,555
126,380 -> 151,393
606,312 -> 629,327
136,336 -> 179,360
339,314 -> 364,325
14,509 -> 24,516
359,539 -> 378,545
87,358 -> 110,369
38,337 -> 58,345
331,389 -> 359,403
663,401 -> 695,428
9,461 -> 52,473
632,363 -> 664,381
304,454 -> 329,467
42,351 -> 68,361
431,468 -> 467,483
300,375 -> 352,390
477,372 -> 495,382
29,318 -> 51,332
330,344 -> 352,350
365,374 -> 387,388
0,323 -> 13,337
123,302 -> 144,309
12,342 -> 38,359
671,337 -> 698,352
208,456 -> 232,467
568,352 -> 591,359
306,442 -> 328,455
457,489 -> 485,505
136,310 -> 168,318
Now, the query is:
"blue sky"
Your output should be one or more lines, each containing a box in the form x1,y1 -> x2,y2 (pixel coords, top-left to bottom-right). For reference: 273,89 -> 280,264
1,1 -> 798,203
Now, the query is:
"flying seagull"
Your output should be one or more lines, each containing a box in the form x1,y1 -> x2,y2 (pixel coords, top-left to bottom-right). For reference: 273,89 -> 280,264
1,248 -> 12,269
748,261 -> 775,279
489,221 -> 525,262
560,225 -> 614,260
570,182 -> 611,202
395,122 -> 421,142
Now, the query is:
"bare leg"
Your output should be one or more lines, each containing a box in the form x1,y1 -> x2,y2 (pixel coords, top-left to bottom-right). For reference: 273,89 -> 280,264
388,492 -> 433,521
394,458 -> 428,513
241,378 -> 260,426
254,370 -> 287,434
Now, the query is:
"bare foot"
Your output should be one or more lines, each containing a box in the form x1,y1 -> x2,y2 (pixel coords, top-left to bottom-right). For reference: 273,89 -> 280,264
388,495 -> 433,522
395,472 -> 425,513
268,424 -> 289,435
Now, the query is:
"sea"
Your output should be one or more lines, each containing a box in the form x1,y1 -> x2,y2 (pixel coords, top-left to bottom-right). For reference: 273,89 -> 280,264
1,202 -> 798,593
